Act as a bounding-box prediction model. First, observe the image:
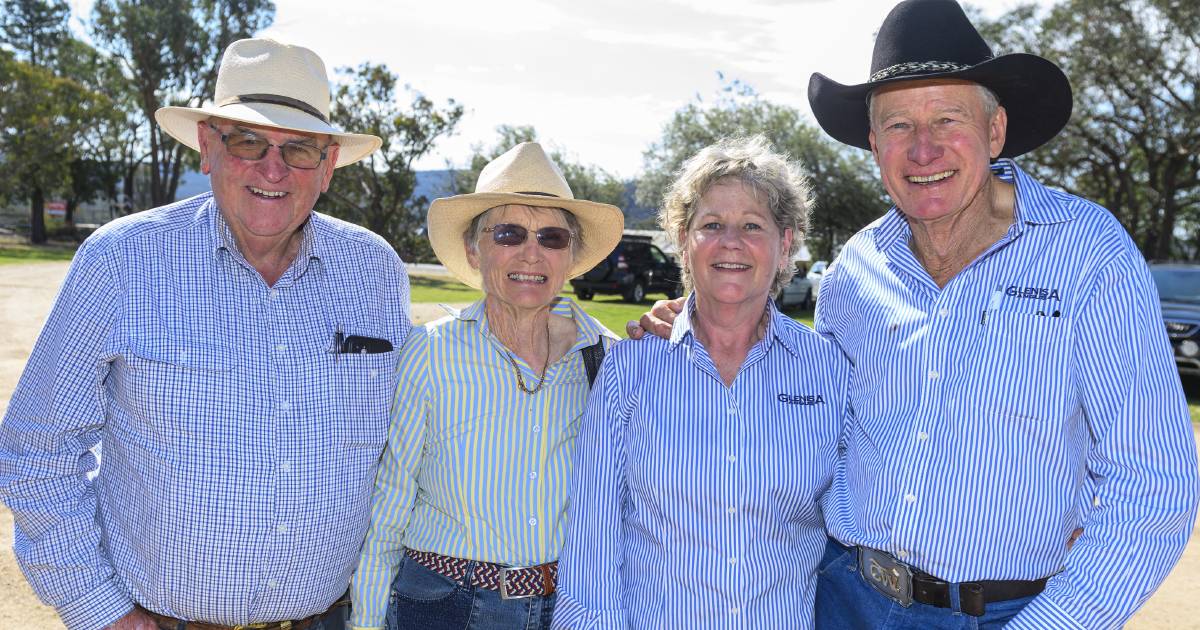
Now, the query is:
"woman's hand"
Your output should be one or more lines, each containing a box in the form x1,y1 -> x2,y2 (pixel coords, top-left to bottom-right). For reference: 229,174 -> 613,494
626,297 -> 686,339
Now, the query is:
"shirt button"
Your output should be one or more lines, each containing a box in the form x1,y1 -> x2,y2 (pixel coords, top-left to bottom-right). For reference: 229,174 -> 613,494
727,556 -> 737,565
916,431 -> 929,441
727,506 -> 737,515
280,461 -> 292,473
528,471 -> 537,480
369,369 -> 378,378
726,454 -> 737,464
938,308 -> 949,318
726,406 -> 736,415
269,289 -> 279,299
276,523 -> 288,534
904,493 -> 917,504
279,401 -> 292,412
897,549 -> 909,560
729,606 -> 739,615
927,369 -> 939,380
532,424 -> 541,433
276,343 -> 287,353
528,518 -> 537,527
267,579 -> 279,588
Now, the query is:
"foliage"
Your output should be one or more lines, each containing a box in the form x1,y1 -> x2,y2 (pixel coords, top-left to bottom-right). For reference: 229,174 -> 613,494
636,78 -> 888,259
89,0 -> 275,207
976,0 -> 1200,260
449,124 -> 628,210
318,62 -> 464,262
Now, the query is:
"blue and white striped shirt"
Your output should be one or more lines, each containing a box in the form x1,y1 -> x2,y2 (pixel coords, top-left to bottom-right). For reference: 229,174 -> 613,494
817,159 -> 1199,629
0,193 -> 411,630
553,298 -> 849,630
350,297 -> 618,629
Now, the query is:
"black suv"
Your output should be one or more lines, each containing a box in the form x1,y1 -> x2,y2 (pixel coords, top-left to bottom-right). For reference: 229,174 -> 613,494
572,235 -> 682,303
1150,262 -> 1200,377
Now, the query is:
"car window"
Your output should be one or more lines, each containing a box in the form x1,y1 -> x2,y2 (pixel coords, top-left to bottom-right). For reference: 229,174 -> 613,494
649,248 -> 666,264
1152,267 -> 1200,304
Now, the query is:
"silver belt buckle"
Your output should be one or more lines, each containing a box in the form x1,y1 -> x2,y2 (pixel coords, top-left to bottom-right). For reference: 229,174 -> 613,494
858,547 -> 914,607
498,566 -> 537,600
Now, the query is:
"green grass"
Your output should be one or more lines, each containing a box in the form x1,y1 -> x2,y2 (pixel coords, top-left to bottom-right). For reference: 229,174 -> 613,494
1183,377 -> 1200,425
409,272 -> 816,337
0,243 -> 77,264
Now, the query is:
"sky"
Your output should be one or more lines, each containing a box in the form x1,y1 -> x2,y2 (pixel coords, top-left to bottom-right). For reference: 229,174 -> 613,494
67,0 -> 1050,178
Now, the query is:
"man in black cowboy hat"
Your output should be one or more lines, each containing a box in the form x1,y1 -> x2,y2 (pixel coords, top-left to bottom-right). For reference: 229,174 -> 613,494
631,0 -> 1197,627
0,39 -> 410,630
804,0 -> 1198,627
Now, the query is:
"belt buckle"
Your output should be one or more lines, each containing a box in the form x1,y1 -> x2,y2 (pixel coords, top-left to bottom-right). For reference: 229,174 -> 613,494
498,566 -> 537,600
858,547 -> 914,607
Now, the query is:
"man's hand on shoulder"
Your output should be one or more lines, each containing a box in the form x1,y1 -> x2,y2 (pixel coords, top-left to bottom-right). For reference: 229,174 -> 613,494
625,297 -> 685,339
105,608 -> 158,630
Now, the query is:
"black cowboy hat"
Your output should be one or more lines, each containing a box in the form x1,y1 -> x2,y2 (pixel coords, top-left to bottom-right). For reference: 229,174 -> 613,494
807,0 -> 1072,158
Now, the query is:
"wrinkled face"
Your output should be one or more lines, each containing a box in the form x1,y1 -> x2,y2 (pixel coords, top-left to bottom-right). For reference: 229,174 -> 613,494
198,118 -> 339,248
468,204 -> 574,312
868,79 -> 1006,223
684,179 -> 791,308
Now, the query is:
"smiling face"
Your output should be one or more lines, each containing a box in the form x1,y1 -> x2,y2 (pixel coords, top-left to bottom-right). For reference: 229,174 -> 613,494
868,79 -> 1007,224
684,178 -> 792,309
198,118 -> 339,252
467,204 -> 574,315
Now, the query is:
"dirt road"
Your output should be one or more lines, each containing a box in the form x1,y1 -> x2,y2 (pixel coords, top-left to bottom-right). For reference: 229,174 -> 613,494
0,261 -> 1197,628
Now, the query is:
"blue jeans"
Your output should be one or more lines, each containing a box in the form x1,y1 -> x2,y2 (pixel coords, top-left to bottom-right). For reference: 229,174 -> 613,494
814,538 -> 1036,630
385,554 -> 557,630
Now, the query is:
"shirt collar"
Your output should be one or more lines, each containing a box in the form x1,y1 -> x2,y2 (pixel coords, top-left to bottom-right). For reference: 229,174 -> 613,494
445,295 -> 619,350
872,158 -> 1076,254
667,293 -> 801,359
206,196 -> 322,278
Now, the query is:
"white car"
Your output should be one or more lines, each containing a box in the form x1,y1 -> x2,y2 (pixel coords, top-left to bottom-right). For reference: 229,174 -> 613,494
775,260 -> 829,311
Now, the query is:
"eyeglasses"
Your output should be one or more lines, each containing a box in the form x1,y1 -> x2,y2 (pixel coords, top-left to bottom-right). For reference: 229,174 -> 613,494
206,122 -> 330,169
483,224 -> 574,250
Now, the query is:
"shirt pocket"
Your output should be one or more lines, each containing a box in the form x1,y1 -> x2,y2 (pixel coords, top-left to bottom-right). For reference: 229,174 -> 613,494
115,341 -> 239,446
953,310 -> 1075,422
327,349 -> 398,451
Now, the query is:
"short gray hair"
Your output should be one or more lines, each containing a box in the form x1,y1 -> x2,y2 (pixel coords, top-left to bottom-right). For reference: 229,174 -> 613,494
659,135 -> 812,297
463,204 -> 584,261
867,83 -> 1000,131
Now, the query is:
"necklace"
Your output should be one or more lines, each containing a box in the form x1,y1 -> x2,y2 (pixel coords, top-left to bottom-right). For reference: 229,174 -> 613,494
500,317 -> 552,395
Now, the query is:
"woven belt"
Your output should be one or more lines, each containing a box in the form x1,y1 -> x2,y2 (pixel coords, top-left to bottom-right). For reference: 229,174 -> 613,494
851,543 -> 1047,617
137,598 -> 346,630
405,548 -> 557,599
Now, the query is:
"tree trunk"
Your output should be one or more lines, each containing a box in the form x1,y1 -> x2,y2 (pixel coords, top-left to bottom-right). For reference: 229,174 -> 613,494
30,186 -> 47,244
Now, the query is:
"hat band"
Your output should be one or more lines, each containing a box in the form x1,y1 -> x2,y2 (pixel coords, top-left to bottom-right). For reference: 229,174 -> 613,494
870,60 -> 975,82
217,93 -> 329,124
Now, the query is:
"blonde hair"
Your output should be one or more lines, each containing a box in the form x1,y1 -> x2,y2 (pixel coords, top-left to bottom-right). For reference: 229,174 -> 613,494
659,135 -> 812,296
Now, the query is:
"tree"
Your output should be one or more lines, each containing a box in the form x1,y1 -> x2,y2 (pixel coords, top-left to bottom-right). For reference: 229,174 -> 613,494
637,78 -> 888,259
318,62 -> 464,262
0,0 -> 68,66
90,0 -> 275,208
976,0 -> 1200,260
450,125 -> 628,212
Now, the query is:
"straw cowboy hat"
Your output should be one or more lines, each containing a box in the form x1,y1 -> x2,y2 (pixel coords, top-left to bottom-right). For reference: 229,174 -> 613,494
808,0 -> 1072,158
155,38 -> 382,168
428,142 -> 625,290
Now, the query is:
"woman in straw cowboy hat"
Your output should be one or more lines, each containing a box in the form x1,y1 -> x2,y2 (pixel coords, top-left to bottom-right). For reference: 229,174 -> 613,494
551,136 -> 849,629
348,142 -> 623,630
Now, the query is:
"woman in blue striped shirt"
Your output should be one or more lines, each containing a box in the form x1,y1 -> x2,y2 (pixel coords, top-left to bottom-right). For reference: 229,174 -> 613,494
349,143 -> 624,630
552,137 -> 849,629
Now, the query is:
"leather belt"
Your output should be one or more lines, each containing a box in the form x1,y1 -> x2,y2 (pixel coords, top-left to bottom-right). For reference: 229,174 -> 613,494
405,548 -> 556,599
137,598 -> 346,630
852,543 -> 1046,617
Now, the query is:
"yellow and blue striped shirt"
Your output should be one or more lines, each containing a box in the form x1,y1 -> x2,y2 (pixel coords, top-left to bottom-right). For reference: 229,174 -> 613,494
350,296 -> 618,628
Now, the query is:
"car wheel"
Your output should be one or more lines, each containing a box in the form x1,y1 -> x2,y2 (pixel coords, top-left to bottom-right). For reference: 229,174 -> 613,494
576,289 -> 593,300
624,282 -> 646,303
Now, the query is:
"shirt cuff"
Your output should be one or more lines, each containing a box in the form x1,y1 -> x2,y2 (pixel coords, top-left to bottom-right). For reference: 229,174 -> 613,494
1006,592 -> 1088,630
55,577 -> 133,630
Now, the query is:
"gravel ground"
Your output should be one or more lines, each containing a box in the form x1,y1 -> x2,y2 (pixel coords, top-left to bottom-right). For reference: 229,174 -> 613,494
0,260 -> 1196,629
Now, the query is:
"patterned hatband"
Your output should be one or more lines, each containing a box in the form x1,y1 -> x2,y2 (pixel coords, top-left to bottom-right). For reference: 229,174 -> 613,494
405,548 -> 557,599
870,60 -> 975,82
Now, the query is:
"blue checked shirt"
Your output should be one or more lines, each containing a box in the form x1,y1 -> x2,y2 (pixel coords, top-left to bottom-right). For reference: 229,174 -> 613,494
350,297 -> 618,629
817,159 -> 1199,629
552,298 -> 849,630
0,193 -> 411,630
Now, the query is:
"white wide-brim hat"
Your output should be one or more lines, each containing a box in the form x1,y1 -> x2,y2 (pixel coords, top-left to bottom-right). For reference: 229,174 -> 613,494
428,142 -> 625,290
154,38 -> 382,168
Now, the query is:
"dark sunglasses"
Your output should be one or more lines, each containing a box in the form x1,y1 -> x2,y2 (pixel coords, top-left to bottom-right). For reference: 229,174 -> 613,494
207,122 -> 331,169
483,224 -> 574,250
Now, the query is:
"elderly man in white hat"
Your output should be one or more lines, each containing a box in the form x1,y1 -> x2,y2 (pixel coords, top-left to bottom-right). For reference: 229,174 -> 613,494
633,0 -> 1198,627
0,39 -> 409,630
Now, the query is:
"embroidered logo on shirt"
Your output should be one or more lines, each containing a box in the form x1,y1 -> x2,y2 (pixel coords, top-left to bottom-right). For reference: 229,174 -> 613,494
777,393 -> 826,406
1005,285 -> 1061,301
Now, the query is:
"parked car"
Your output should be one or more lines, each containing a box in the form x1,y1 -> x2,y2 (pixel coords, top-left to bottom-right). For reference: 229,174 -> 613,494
775,260 -> 829,311
571,235 -> 682,303
1151,262 -> 1200,377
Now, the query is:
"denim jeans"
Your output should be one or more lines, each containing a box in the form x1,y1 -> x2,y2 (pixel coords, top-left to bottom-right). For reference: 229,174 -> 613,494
814,538 -> 1036,630
385,554 -> 557,630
